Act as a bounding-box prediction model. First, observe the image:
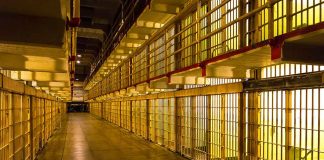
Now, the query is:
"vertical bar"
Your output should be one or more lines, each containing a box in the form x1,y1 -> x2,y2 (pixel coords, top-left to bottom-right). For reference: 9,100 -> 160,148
268,0 -> 274,39
221,94 -> 226,159
29,96 -> 34,160
191,96 -> 196,158
238,92 -> 244,160
197,1 -> 201,62
175,97 -> 181,153
101,102 -> 104,119
253,0 -> 260,43
286,0 -> 292,32
247,91 -> 259,159
207,0 -> 212,59
146,99 -> 150,140
146,46 -> 150,81
221,0 -> 227,53
238,0 -> 245,49
119,101 -> 122,127
207,95 -> 211,160
130,100 -> 133,133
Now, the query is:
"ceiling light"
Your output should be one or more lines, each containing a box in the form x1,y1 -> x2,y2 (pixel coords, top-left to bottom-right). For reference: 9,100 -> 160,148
77,54 -> 82,57
76,79 -> 79,81
76,60 -> 80,64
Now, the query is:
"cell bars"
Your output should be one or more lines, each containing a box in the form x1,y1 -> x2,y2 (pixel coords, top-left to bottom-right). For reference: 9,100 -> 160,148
0,91 -> 63,160
148,98 -> 176,150
243,90 -> 324,160
87,66 -> 324,160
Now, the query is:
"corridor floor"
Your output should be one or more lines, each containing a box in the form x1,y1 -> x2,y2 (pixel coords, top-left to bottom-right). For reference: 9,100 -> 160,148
37,113 -> 186,160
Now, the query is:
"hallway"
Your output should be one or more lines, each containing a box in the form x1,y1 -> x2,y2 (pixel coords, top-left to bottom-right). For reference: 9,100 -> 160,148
37,113 -> 185,160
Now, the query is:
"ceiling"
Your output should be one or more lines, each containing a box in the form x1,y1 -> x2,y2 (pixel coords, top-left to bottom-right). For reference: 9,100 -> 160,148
0,0 -> 71,100
75,0 -> 123,82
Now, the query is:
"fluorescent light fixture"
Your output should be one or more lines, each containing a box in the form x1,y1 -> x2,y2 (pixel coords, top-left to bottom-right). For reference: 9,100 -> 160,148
76,60 -> 80,64
77,54 -> 82,57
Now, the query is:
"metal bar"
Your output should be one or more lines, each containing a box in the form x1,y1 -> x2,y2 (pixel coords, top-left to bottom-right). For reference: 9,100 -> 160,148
191,96 -> 196,158
206,95 -> 211,160
244,72 -> 324,91
238,92 -> 244,160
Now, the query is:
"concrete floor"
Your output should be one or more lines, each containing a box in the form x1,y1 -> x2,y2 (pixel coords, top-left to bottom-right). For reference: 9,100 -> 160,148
37,113 -> 186,160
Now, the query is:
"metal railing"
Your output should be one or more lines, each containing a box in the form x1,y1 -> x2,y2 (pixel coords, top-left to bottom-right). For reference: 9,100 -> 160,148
87,0 -> 324,99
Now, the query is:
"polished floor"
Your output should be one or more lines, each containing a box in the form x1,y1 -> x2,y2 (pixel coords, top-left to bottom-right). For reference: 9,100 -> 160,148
37,113 -> 186,160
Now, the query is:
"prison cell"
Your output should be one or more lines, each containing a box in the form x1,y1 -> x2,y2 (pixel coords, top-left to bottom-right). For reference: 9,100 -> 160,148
121,61 -> 130,89
126,101 -> 132,131
155,99 -> 164,145
104,102 -> 111,122
140,100 -> 148,139
134,100 -> 142,136
178,96 -> 193,158
193,96 -> 208,160
149,99 -> 155,142
22,95 -> 31,160
131,49 -> 147,85
167,98 -> 176,151
149,35 -> 166,78
121,101 -> 127,129
166,26 -> 176,73
147,98 -> 177,150
0,75 -> 64,160
12,94 -> 23,159
131,101 -> 136,133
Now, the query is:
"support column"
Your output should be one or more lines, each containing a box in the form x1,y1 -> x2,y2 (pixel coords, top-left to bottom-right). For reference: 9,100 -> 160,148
238,92 -> 244,160
247,91 -> 260,159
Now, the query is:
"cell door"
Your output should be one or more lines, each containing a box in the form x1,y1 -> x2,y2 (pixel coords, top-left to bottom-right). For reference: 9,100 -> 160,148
193,96 -> 208,160
177,97 -> 193,158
